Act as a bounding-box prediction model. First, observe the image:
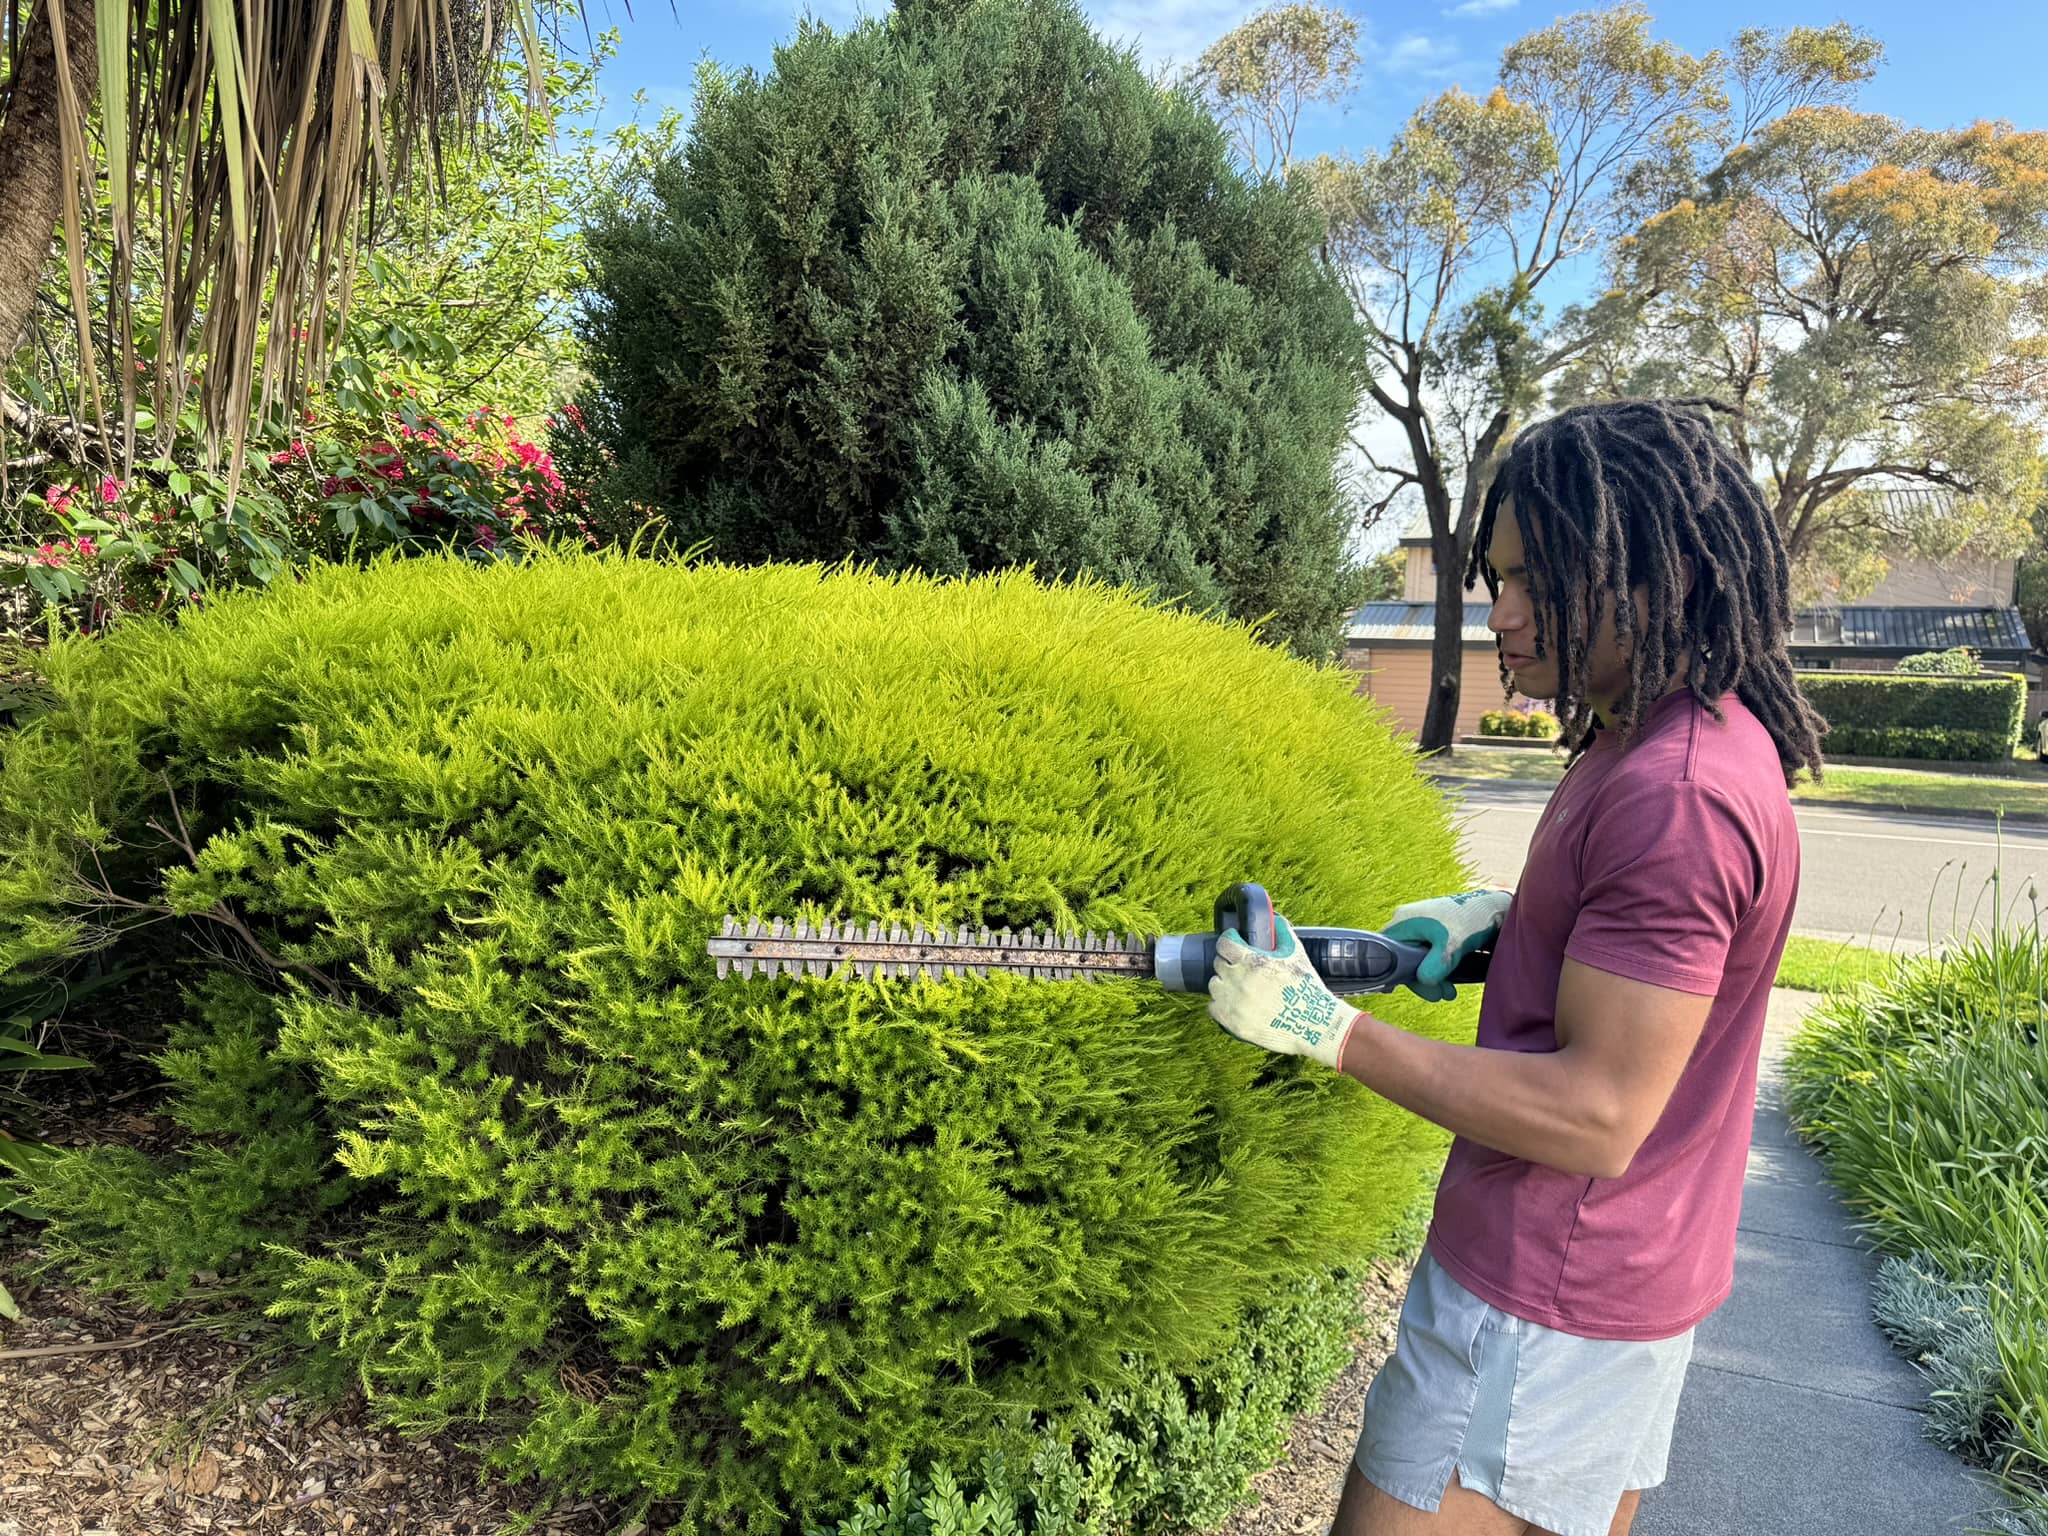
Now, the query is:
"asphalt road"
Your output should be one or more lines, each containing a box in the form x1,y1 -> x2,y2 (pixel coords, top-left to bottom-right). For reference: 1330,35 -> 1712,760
1440,780 -> 2048,951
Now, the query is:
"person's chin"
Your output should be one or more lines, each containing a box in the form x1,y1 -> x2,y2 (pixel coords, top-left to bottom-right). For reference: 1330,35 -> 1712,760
1501,655 -> 1556,700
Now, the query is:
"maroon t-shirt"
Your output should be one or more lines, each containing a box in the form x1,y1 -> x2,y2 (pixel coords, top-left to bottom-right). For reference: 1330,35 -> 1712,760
1425,689 -> 1800,1341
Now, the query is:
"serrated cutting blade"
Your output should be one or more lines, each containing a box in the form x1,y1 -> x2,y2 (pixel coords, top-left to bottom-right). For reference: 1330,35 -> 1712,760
707,914 -> 1156,982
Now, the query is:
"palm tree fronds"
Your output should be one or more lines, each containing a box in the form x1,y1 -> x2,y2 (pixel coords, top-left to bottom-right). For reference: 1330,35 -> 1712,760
2,0 -> 550,501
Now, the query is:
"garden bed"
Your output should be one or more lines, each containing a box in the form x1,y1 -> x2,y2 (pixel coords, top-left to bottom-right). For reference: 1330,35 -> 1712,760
1,1226 -> 1410,1536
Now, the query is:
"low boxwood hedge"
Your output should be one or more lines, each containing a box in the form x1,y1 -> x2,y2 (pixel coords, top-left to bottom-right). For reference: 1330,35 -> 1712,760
1795,671 -> 2027,762
0,552 -> 1472,1531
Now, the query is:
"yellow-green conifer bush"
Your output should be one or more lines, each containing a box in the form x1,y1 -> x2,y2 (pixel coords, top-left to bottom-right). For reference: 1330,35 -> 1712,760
0,553 -> 1476,1529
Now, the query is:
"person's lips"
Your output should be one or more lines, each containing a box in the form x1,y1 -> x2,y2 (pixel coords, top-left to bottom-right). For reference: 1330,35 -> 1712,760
1502,650 -> 1537,670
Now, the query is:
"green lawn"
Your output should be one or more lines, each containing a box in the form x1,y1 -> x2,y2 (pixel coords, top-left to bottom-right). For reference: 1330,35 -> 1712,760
1772,934 -> 1903,994
1427,749 -> 2048,819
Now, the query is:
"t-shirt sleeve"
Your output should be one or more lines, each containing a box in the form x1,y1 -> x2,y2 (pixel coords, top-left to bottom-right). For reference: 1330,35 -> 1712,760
1564,780 -> 1760,997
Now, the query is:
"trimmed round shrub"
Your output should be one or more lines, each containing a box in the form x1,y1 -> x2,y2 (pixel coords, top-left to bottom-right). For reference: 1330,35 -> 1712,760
1894,647 -> 1982,676
1476,709 -> 1557,739
0,553 -> 1474,1529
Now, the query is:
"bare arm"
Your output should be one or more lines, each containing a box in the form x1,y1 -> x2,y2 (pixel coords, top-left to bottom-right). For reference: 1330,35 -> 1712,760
1336,959 -> 1714,1179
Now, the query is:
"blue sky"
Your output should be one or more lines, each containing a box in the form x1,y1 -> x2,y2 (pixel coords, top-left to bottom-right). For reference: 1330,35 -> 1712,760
569,0 -> 2046,555
587,0 -> 2048,155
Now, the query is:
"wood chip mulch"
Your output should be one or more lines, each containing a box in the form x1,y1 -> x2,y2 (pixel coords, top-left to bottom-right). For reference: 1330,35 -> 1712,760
0,1254 -> 636,1536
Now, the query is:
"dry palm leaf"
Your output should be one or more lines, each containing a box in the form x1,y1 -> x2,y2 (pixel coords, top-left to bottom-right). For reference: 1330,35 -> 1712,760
0,0 -> 593,505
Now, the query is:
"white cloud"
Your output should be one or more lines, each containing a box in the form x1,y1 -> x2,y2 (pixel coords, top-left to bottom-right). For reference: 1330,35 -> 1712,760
1087,6 -> 1473,92
1380,31 -> 1466,81
1086,0 -> 1264,81
1445,0 -> 1520,17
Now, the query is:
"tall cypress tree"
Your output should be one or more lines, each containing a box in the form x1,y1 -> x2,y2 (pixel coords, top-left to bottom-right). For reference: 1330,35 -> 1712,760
573,0 -> 1372,660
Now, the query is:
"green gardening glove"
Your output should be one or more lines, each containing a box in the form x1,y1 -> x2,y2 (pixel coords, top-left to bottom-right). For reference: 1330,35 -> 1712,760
1209,914 -> 1360,1070
1382,887 -> 1512,1002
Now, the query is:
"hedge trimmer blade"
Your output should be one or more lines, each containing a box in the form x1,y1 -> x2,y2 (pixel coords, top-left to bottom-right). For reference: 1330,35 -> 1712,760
709,915 -> 1155,982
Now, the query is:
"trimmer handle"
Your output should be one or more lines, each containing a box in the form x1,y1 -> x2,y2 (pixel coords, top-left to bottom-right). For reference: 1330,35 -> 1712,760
1213,881 -> 1279,953
1152,881 -> 1493,995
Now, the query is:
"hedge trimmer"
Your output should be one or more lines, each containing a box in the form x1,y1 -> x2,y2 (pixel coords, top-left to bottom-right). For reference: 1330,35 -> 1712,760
708,882 -> 1492,995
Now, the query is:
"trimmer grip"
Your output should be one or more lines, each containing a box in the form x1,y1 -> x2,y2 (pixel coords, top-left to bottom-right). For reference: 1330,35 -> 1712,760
1376,936 -> 1493,992
1293,929 -> 1493,995
1447,945 -> 1494,985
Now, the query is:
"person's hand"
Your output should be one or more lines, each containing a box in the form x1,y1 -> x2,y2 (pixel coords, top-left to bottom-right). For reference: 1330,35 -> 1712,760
1383,887 -> 1512,1002
1208,914 -> 1359,1070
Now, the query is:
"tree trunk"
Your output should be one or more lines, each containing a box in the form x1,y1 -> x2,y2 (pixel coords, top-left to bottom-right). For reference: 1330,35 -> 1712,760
0,0 -> 100,368
1419,538 -> 1470,755
1418,413 -> 1516,754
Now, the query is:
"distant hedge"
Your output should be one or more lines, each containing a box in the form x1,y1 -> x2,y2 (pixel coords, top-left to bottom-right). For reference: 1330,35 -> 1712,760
1796,671 -> 2028,762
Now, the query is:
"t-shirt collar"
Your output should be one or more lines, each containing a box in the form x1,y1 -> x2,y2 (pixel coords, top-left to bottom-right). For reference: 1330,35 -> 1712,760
1589,685 -> 1701,748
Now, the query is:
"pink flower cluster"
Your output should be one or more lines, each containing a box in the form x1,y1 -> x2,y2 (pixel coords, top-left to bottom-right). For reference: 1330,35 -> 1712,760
32,536 -> 96,567
269,439 -> 312,467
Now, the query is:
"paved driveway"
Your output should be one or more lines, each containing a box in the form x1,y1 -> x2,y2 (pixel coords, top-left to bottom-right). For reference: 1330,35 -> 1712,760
1442,781 -> 2048,950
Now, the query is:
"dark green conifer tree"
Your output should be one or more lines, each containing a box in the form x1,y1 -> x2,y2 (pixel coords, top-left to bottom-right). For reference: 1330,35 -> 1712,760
571,0 -> 1372,660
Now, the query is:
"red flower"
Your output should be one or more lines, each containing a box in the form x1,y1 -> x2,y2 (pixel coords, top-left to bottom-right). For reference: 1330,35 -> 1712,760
99,476 -> 124,504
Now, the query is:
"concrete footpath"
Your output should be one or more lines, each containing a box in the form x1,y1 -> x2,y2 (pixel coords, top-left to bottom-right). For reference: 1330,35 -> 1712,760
1635,989 -> 2016,1536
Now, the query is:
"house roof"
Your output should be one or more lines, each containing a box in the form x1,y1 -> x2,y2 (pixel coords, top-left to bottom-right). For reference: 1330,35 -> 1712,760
1347,602 -> 1494,644
1788,606 -> 2032,659
1396,513 -> 1432,547
1346,601 -> 2035,659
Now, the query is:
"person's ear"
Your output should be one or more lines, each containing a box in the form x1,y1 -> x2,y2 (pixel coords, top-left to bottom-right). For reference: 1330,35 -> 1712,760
1681,556 -> 1695,600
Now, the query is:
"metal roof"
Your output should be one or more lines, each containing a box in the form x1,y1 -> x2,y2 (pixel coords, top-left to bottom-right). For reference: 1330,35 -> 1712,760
1347,601 -> 2035,658
1346,602 -> 1495,644
1787,606 -> 2032,658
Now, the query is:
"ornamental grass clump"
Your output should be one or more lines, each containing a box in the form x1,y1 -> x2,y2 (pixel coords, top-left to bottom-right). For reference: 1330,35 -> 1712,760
0,552 -> 1474,1530
1782,909 -> 2048,1510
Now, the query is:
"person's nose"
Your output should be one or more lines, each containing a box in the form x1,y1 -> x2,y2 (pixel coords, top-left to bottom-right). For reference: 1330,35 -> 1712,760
1489,588 -> 1527,640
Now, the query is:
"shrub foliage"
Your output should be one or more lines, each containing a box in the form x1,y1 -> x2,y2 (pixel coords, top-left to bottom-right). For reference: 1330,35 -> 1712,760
1783,923 -> 2048,1506
0,554 -> 1472,1529
569,0 -> 1374,661
1795,670 -> 2028,761
1476,709 -> 1558,739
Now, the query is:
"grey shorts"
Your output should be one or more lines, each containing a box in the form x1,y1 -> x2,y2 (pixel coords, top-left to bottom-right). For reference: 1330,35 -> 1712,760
1354,1244 -> 1695,1536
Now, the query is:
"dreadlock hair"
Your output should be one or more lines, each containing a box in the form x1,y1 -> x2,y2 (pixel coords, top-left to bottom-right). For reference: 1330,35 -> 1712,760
1465,397 -> 1828,787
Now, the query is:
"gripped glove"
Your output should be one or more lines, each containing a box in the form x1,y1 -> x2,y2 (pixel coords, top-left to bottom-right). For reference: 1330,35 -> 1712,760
1208,914 -> 1359,1070
1381,887 -> 1512,1002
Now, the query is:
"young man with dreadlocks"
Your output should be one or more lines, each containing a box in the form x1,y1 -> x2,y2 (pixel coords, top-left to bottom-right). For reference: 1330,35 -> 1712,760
1206,398 -> 1826,1536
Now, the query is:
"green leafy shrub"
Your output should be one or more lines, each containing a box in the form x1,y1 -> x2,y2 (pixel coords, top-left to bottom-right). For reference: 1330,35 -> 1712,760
1894,646 -> 1983,676
569,0 -> 1372,662
1477,709 -> 1557,739
0,553 -> 1472,1530
1795,670 -> 2028,761
808,1263 -> 1364,1536
1782,920 -> 2048,1508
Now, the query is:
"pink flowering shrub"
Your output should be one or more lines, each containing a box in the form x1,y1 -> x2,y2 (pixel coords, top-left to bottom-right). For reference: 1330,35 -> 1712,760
1,375 -> 594,637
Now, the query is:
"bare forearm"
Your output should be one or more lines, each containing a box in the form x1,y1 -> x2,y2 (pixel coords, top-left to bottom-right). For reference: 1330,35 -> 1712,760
1336,1008 -> 1623,1178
